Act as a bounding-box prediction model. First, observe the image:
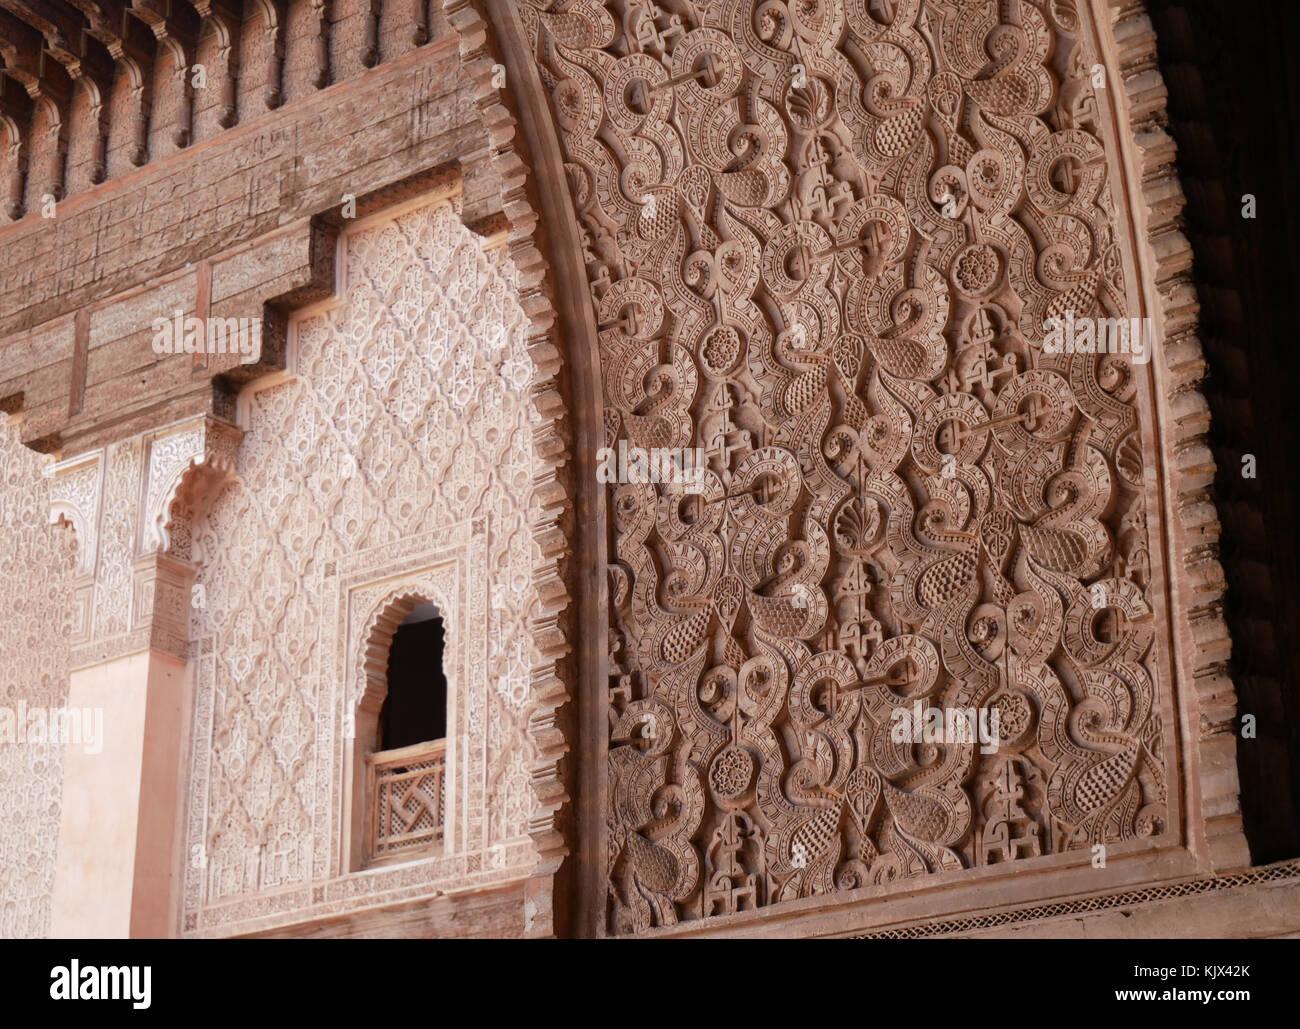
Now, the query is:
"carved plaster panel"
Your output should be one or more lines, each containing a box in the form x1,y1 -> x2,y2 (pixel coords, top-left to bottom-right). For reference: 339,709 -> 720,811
0,416 -> 77,938
181,197 -> 543,937
46,450 -> 102,581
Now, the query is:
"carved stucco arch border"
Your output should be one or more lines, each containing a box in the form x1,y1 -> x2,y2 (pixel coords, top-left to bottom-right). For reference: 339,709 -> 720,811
446,0 -> 609,938
1097,0 -> 1244,870
43,415 -> 245,663
445,0 -> 1248,938
45,449 -> 103,583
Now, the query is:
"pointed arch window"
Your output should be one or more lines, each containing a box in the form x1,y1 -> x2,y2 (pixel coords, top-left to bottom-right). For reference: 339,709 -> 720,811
349,596 -> 450,868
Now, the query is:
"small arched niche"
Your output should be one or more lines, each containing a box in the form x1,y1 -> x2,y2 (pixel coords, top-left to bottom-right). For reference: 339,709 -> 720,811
345,592 -> 451,871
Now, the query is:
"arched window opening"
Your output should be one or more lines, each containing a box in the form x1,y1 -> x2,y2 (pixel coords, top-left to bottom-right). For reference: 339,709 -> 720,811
379,604 -> 447,750
347,596 -> 453,870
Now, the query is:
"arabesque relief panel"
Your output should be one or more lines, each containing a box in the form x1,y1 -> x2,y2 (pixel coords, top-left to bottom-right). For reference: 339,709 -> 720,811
513,0 -> 1184,932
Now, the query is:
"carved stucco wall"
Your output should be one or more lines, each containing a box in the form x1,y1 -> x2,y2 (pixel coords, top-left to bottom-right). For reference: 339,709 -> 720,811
0,0 -> 1250,940
181,198 -> 543,936
493,0 -> 1220,932
0,417 -> 76,938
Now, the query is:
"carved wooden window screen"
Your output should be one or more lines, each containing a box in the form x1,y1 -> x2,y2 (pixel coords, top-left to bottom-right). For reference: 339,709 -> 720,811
366,738 -> 447,860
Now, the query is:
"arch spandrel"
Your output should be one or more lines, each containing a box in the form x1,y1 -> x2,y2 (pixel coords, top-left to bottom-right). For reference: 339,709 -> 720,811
0,416 -> 78,939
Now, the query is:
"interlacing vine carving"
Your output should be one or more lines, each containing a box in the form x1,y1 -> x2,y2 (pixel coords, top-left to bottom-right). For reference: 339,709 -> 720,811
518,0 -> 1168,931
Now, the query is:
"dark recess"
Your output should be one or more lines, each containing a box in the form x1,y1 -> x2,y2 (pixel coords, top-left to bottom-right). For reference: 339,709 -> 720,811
381,618 -> 448,751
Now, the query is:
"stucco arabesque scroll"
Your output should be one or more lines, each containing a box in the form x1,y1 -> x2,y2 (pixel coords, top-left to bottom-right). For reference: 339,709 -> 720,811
445,0 -> 1252,937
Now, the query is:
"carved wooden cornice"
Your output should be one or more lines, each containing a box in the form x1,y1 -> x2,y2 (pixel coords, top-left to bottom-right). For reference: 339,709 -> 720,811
184,0 -> 240,127
0,4 -> 75,201
128,0 -> 199,148
0,72 -> 31,217
67,0 -> 155,164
